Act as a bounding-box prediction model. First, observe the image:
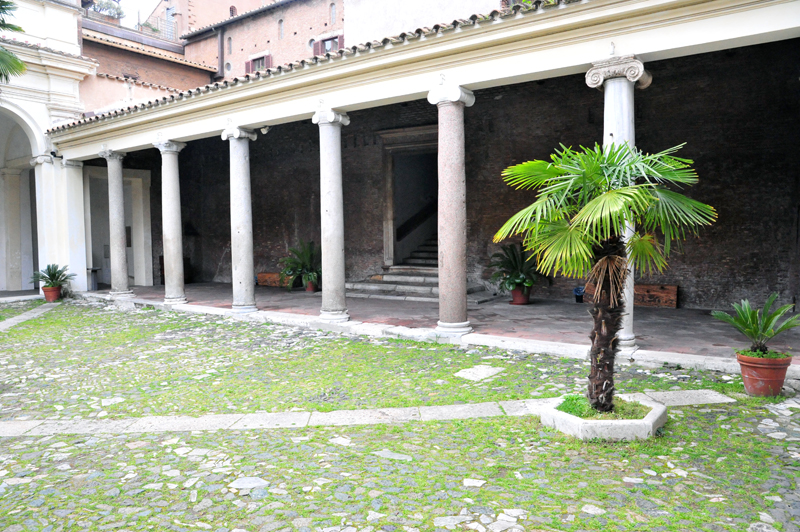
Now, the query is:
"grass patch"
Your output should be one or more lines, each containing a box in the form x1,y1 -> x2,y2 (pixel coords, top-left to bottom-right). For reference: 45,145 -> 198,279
557,394 -> 651,420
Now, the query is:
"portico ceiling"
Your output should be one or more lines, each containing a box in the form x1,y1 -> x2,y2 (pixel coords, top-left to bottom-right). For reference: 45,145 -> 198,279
49,0 -> 800,160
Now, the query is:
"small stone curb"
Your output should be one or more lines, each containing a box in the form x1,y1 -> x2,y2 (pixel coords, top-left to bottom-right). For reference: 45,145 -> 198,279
0,302 -> 60,332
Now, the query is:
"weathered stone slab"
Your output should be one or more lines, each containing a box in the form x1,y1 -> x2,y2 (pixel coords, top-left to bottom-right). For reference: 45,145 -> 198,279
26,419 -> 136,435
0,302 -> 60,332
0,420 -> 44,437
309,407 -> 420,426
229,412 -> 310,430
499,398 -> 561,417
644,389 -> 736,406
372,449 -> 412,461
124,414 -> 242,433
454,365 -> 504,382
419,402 -> 503,421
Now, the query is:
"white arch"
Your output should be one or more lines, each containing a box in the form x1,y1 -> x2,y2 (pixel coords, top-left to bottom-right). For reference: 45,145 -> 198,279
0,100 -> 48,156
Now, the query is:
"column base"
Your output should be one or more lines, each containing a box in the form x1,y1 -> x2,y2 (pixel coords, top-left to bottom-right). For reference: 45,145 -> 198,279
230,305 -> 257,314
319,309 -> 350,323
617,334 -> 637,349
110,290 -> 134,299
435,320 -> 473,336
164,297 -> 187,305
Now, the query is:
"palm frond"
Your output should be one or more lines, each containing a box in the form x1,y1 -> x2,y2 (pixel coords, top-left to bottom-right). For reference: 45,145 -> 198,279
528,220 -> 594,278
587,254 -> 627,308
0,45 -> 25,84
626,232 -> 668,277
642,187 -> 717,254
571,186 -> 652,241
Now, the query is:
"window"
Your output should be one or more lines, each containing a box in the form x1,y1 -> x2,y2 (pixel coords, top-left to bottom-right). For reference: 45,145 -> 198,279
278,19 -> 284,39
330,3 -> 336,25
227,37 -> 232,54
313,36 -> 343,55
245,55 -> 273,74
230,6 -> 237,17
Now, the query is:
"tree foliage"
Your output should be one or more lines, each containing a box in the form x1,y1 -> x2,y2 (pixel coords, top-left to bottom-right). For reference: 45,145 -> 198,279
91,0 -> 125,19
0,1 -> 27,84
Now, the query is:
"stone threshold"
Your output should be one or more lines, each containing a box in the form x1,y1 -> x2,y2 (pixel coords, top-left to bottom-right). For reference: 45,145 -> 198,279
0,294 -> 44,304
0,302 -> 60,332
0,390 -> 735,438
78,292 -> 800,380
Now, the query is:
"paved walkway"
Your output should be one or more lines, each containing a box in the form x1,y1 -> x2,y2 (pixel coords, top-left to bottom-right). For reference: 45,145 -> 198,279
0,390 -> 734,438
0,289 -> 42,303
0,302 -> 59,332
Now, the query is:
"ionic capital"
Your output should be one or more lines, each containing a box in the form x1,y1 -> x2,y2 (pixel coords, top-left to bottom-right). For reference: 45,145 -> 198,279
154,140 -> 187,154
427,81 -> 475,108
99,149 -> 126,161
29,155 -> 53,167
585,55 -> 653,90
312,109 -> 350,127
221,127 -> 257,142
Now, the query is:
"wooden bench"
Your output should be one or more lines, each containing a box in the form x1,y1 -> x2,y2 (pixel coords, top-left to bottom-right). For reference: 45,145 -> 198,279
584,283 -> 678,308
257,272 -> 290,287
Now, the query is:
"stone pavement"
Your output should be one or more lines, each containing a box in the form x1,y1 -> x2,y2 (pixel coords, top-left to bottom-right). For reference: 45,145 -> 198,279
0,390 -> 736,439
0,302 -> 59,332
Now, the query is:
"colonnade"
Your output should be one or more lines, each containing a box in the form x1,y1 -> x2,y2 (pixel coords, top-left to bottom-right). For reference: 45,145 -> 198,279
99,54 -> 649,344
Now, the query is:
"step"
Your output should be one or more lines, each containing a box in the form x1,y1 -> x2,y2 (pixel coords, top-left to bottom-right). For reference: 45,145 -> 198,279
346,281 -> 487,297
404,258 -> 438,266
369,273 -> 439,284
417,245 -> 438,252
409,251 -> 437,259
342,288 -> 500,305
387,265 -> 438,276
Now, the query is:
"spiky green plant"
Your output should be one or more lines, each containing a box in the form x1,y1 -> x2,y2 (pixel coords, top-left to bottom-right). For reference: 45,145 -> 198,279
31,264 -> 76,288
494,143 -> 716,411
712,293 -> 799,355
278,240 -> 321,290
0,1 -> 27,84
489,242 -> 540,292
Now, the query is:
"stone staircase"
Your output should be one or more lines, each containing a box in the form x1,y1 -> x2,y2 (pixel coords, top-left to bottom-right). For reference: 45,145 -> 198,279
344,235 -> 497,303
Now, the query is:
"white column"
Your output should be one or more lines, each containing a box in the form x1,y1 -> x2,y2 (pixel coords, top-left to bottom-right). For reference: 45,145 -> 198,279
221,126 -> 257,313
154,141 -> 187,304
30,155 -> 58,287
83,169 -> 93,289
60,160 -> 88,292
2,169 -> 22,290
99,149 -> 133,297
586,55 -> 652,349
312,108 -> 350,322
427,81 -> 475,336
130,176 -> 153,287
20,171 -> 33,290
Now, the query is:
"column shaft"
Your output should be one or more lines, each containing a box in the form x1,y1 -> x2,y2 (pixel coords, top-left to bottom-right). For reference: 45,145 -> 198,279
317,118 -> 348,321
229,136 -> 256,311
436,101 -> 470,331
3,170 -> 22,290
103,152 -> 132,296
157,142 -> 187,304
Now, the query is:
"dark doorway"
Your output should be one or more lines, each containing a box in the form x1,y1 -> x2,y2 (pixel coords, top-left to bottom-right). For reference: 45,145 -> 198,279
393,152 -> 438,264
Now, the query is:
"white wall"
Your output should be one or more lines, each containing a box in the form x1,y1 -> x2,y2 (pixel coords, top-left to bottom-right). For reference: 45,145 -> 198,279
3,0 -> 82,56
344,0 -> 499,46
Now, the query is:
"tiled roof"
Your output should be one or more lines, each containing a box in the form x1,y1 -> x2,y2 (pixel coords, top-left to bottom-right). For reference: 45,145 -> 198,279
82,32 -> 218,71
47,1 -> 573,135
181,0 -> 301,39
95,73 -> 182,93
0,36 -> 96,63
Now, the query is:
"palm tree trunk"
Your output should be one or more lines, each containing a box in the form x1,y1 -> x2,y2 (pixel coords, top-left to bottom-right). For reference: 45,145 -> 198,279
587,235 -> 628,412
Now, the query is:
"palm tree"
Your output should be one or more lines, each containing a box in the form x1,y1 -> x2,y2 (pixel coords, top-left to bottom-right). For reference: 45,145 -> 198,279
0,1 -> 27,84
494,143 -> 716,412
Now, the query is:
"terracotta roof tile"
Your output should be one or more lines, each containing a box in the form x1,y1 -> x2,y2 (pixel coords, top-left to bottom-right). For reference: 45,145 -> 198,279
0,36 -> 96,62
81,32 -> 218,71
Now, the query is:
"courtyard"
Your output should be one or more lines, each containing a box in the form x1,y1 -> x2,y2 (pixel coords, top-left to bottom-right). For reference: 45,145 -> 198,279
0,299 -> 798,532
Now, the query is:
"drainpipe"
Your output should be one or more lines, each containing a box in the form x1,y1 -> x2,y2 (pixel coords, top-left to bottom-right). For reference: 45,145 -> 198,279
214,28 -> 225,80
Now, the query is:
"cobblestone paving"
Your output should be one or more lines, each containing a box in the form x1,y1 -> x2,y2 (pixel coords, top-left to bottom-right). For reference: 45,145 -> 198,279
0,300 -> 43,323
0,300 -> 798,532
0,301 -> 746,421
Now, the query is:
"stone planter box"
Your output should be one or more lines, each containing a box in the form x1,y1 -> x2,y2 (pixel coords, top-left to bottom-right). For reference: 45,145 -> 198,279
535,394 -> 668,441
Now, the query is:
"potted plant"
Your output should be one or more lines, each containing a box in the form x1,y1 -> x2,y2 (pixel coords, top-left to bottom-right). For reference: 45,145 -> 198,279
31,264 -> 76,302
278,240 -> 322,292
712,293 -> 799,397
489,243 -> 540,305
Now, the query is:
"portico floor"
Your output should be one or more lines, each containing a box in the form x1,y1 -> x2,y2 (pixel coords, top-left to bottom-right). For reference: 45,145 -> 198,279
97,282 -> 800,362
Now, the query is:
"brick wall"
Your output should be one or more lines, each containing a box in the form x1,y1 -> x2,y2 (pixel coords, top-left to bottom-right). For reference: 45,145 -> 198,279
154,38 -> 798,310
183,0 -> 343,79
82,41 -> 213,90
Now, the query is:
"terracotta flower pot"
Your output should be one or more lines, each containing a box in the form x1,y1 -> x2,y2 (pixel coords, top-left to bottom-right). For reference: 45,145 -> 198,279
510,286 -> 531,305
305,281 -> 318,292
737,352 -> 793,397
42,286 -> 61,302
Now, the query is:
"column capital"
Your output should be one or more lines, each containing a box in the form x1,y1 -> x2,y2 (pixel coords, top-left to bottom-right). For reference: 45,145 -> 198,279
427,81 -> 475,107
154,140 -> 187,154
60,159 -> 84,169
312,109 -> 350,126
29,155 -> 53,167
585,55 -> 652,90
221,126 -> 257,142
99,149 -> 126,161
